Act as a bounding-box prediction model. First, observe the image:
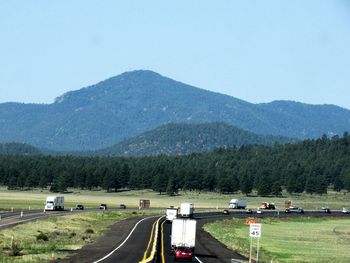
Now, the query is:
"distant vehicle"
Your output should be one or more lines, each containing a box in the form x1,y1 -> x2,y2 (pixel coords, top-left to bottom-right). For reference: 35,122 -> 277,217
166,206 -> 178,221
174,247 -> 193,260
260,202 -> 275,210
45,196 -> 64,211
75,204 -> 84,210
180,203 -> 194,218
119,204 -> 126,209
171,218 -> 196,260
342,208 -> 349,214
321,207 -> 331,213
246,209 -> 253,214
229,199 -> 247,209
223,209 -> 230,215
285,200 -> 292,209
256,209 -> 262,214
285,207 -> 304,214
99,204 -> 107,210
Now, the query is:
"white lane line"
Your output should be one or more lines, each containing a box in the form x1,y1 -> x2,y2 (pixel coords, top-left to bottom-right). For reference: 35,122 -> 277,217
93,216 -> 159,263
195,256 -> 204,263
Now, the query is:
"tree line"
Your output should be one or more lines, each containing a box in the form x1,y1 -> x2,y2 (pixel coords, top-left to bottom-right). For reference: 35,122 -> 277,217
0,133 -> 349,196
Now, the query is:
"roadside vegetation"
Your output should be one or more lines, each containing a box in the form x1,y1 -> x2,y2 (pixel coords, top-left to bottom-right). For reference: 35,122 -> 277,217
0,211 -> 150,262
204,217 -> 350,263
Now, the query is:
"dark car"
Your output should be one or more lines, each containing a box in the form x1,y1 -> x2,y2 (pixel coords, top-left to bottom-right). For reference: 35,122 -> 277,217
75,204 -> 84,210
246,208 -> 253,214
322,207 -> 331,213
119,204 -> 126,209
285,207 -> 304,214
99,204 -> 107,210
223,209 -> 230,215
175,247 -> 193,260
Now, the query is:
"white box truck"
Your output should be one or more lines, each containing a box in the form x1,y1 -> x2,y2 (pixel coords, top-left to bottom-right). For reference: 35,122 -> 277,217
180,203 -> 194,218
45,196 -> 64,211
166,206 -> 178,221
229,199 -> 247,209
171,219 -> 196,259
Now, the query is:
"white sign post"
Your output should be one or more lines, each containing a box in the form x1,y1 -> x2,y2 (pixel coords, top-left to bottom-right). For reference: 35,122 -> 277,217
249,223 -> 262,263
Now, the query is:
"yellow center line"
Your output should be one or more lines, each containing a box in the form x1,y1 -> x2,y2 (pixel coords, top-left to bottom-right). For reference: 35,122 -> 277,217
142,219 -> 157,260
161,220 -> 166,263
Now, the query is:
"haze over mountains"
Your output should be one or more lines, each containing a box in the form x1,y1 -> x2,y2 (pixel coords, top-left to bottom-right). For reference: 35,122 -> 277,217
0,70 -> 349,151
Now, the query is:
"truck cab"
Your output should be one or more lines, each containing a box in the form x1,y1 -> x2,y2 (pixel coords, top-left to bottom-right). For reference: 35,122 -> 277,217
45,196 -> 64,211
166,206 -> 178,221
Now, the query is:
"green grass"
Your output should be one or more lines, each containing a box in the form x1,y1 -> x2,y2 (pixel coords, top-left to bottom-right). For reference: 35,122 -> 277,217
204,217 -> 350,263
0,211 -> 153,262
0,187 -> 349,211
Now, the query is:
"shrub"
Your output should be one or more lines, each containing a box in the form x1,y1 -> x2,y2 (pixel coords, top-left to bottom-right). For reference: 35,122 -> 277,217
36,232 -> 49,241
9,239 -> 22,256
85,228 -> 94,234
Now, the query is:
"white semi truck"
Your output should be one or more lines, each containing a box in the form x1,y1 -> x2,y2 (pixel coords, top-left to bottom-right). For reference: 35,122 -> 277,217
171,218 -> 196,260
166,206 -> 178,221
45,196 -> 64,211
180,203 -> 194,218
229,199 -> 247,209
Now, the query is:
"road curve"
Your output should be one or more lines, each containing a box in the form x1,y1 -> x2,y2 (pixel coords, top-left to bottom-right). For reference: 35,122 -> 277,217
61,215 -> 161,263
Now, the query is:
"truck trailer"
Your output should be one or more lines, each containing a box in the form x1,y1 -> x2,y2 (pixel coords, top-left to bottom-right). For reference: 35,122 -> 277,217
180,203 -> 194,218
45,196 -> 64,211
171,218 -> 196,260
229,199 -> 247,209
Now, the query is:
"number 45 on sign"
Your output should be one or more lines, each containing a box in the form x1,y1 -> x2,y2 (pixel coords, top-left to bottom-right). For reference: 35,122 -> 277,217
249,223 -> 261,238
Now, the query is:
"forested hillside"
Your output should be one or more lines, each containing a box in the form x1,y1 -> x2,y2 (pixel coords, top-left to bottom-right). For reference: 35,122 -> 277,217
0,143 -> 41,156
0,70 -> 349,151
96,122 -> 294,156
0,133 -> 349,196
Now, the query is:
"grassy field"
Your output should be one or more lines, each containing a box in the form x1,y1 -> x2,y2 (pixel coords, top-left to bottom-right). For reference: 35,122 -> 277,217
0,211 -> 154,262
0,187 -> 349,211
204,217 -> 350,263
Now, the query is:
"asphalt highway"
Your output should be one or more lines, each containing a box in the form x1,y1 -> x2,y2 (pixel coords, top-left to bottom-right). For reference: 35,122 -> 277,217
1,208 -> 349,263
92,216 -> 161,263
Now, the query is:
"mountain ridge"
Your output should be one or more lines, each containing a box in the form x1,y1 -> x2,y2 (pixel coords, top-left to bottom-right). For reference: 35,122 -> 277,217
0,70 -> 349,151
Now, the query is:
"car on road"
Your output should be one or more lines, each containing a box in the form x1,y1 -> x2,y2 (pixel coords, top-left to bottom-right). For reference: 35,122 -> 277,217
174,247 -> 193,260
75,204 -> 84,210
285,206 -> 304,214
321,207 -> 331,213
223,209 -> 229,215
246,208 -> 253,214
256,209 -> 262,214
119,204 -> 126,209
99,204 -> 107,210
342,208 -> 349,214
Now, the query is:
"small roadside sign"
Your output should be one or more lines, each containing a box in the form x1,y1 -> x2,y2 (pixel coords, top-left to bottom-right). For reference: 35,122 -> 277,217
249,223 -> 262,238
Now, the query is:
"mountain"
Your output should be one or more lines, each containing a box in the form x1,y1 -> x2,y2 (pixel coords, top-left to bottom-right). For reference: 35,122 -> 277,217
0,70 -> 349,151
95,122 -> 295,157
0,142 -> 42,156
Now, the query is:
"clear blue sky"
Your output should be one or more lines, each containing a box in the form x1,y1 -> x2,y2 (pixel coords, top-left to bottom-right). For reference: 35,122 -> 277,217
1,1 -> 350,109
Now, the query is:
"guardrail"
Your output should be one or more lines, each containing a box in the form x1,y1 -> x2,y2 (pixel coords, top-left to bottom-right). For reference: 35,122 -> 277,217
139,216 -> 164,263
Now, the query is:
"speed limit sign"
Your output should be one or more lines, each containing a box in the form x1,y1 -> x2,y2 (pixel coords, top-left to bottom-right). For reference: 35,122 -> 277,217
249,223 -> 262,238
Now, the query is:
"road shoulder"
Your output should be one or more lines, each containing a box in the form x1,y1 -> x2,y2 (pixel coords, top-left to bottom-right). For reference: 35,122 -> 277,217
59,216 -> 142,263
